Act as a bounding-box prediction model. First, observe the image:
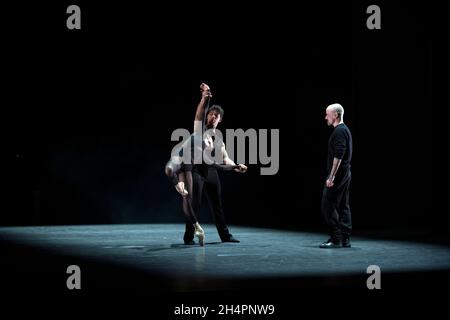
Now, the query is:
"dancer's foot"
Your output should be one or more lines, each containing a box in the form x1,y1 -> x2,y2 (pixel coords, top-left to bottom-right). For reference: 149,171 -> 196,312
319,237 -> 342,248
175,181 -> 188,196
194,222 -> 205,246
200,83 -> 212,98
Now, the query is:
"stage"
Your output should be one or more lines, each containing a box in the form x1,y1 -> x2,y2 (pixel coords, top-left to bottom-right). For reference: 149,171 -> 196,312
1,224 -> 449,294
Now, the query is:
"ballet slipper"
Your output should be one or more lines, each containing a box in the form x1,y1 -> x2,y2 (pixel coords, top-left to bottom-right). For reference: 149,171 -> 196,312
175,181 -> 188,196
194,222 -> 205,246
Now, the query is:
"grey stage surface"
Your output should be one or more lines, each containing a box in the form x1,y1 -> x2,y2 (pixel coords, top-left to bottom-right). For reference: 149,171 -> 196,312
1,223 -> 450,293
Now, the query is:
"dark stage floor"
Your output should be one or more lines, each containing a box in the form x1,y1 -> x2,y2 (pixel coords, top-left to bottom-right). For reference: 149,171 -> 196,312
2,223 -> 449,317
1,224 -> 450,293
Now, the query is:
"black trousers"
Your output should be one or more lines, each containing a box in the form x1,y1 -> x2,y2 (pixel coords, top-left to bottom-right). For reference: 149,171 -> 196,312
184,166 -> 232,242
321,175 -> 352,240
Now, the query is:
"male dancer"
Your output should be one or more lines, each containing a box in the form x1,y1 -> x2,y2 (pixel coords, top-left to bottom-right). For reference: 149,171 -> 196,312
166,83 -> 247,245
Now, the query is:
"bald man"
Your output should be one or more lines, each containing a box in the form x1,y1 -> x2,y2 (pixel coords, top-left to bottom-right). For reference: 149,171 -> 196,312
320,103 -> 353,248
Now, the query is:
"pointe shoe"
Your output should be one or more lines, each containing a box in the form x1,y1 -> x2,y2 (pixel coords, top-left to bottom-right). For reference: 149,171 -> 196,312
194,223 -> 205,246
175,182 -> 188,196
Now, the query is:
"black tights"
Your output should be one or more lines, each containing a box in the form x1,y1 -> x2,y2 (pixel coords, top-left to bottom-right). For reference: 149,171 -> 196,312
184,167 -> 233,242
165,153 -> 238,226
165,159 -> 198,225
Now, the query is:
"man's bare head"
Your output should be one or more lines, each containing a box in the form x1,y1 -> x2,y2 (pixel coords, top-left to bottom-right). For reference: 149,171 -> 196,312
325,103 -> 344,127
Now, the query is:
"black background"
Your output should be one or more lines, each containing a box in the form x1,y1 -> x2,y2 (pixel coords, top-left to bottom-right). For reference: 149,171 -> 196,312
1,1 -> 439,317
4,1 -> 433,233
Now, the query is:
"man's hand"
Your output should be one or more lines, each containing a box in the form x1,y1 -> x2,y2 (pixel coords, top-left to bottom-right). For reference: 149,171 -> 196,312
327,158 -> 341,188
234,164 -> 248,173
200,83 -> 212,98
326,177 -> 334,188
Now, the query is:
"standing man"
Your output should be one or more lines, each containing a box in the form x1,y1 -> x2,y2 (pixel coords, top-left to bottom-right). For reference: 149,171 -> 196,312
320,103 -> 353,248
183,83 -> 247,245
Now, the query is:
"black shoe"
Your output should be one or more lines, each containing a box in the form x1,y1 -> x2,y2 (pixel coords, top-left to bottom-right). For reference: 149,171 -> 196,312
342,236 -> 351,248
319,238 -> 342,248
222,236 -> 240,243
184,240 -> 196,245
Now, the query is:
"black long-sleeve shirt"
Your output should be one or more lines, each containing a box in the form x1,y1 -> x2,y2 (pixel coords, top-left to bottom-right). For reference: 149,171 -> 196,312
327,123 -> 353,183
